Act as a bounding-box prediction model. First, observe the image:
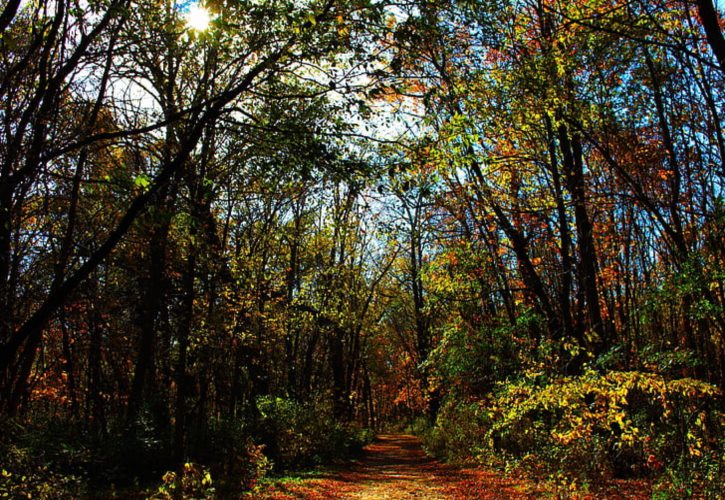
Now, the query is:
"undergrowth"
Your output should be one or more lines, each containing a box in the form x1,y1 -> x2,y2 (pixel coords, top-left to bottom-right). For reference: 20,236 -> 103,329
0,396 -> 373,499
421,370 -> 723,497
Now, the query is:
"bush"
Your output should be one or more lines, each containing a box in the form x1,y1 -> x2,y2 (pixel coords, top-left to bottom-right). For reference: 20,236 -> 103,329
0,449 -> 86,499
425,370 -> 723,493
0,417 -> 88,499
151,462 -> 215,499
405,415 -> 432,437
237,441 -> 272,490
186,416 -> 270,493
255,396 -> 372,470
423,400 -> 487,463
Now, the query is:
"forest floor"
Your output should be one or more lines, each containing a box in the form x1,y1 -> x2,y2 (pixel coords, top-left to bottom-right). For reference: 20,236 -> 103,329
250,434 -> 532,499
249,434 -> 651,499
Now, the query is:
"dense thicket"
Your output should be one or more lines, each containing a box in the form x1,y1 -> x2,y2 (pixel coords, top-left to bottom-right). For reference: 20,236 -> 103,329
0,0 -> 722,497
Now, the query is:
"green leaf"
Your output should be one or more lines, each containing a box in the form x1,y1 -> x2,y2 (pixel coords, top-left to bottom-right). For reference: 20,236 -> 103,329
134,174 -> 151,190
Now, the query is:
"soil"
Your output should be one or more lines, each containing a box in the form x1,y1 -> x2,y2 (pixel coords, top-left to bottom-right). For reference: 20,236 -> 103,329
251,434 -> 538,499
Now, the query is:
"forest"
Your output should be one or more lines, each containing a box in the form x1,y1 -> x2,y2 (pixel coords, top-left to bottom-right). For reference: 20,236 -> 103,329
0,0 -> 723,498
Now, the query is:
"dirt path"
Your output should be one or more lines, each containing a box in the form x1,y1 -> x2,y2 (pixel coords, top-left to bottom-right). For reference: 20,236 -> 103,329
253,435 -> 536,499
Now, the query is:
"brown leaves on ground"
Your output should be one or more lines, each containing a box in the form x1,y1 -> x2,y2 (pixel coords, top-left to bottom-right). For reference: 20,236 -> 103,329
251,435 -> 532,499
251,434 -> 653,499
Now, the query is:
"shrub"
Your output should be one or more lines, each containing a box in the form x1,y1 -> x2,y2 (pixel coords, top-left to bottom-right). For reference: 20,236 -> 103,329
423,400 -> 487,463
237,441 -> 272,490
255,396 -> 372,470
152,462 -> 215,499
0,442 -> 86,499
426,370 -> 723,493
186,416 -> 270,491
405,415 -> 432,436
0,418 -> 88,499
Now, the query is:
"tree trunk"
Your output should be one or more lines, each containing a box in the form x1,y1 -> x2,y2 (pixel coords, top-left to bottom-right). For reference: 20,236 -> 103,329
558,124 -> 607,355
695,0 -> 725,71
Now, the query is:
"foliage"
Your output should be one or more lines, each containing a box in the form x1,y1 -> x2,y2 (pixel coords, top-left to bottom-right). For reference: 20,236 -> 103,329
421,400 -> 484,464
184,416 -> 272,493
423,371 -> 723,494
0,0 -> 723,495
426,313 -> 540,395
0,419 -> 86,499
152,462 -> 215,500
0,446 -> 85,499
237,441 -> 272,491
255,396 -> 373,470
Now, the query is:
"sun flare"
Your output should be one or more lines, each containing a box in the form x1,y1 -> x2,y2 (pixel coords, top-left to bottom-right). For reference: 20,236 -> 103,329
186,4 -> 211,31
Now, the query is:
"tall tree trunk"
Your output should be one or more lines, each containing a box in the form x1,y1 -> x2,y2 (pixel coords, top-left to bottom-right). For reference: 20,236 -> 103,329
126,192 -> 174,425
695,0 -> 725,71
545,115 -> 576,345
558,124 -> 607,354
329,327 -> 347,417
86,272 -> 105,437
59,311 -> 78,418
174,226 -> 196,465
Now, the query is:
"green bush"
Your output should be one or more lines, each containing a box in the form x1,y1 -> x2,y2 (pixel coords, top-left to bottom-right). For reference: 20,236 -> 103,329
423,400 -> 487,463
425,315 -> 534,396
405,415 -> 432,436
425,371 -> 723,493
255,396 -> 372,470
186,416 -> 271,493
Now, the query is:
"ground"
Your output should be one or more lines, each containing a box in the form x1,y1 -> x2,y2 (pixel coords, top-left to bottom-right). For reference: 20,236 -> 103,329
250,435 -> 523,499
250,435 -> 653,499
